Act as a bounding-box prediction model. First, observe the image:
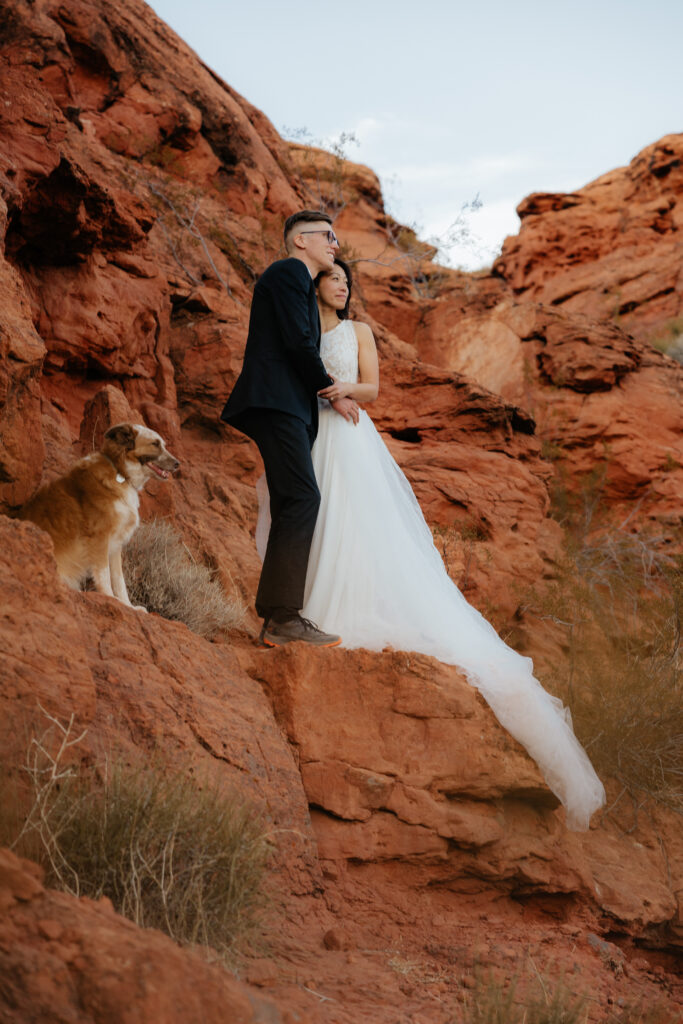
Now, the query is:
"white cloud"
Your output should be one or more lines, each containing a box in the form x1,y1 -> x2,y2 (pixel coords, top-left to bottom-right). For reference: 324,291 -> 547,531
352,116 -> 385,144
394,154 -> 540,186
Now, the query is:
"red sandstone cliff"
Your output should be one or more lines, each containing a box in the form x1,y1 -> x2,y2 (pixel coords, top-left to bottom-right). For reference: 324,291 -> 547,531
1,1 -> 682,1022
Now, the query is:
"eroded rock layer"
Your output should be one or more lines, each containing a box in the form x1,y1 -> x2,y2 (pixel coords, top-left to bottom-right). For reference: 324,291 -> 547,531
1,1 -> 682,1021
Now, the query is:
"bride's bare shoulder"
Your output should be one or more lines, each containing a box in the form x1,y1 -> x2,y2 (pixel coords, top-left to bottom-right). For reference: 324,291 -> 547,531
350,320 -> 376,345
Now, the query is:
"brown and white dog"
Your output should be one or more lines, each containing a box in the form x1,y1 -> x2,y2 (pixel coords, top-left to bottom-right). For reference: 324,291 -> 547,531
20,423 -> 179,610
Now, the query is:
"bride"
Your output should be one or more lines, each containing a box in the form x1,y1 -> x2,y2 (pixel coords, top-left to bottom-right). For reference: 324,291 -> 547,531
257,258 -> 606,831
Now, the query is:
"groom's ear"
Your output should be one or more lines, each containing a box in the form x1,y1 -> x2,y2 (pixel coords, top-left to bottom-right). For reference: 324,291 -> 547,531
289,230 -> 304,251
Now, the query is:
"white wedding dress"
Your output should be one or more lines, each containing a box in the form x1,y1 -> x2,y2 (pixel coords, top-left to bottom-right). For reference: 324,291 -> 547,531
256,320 -> 606,830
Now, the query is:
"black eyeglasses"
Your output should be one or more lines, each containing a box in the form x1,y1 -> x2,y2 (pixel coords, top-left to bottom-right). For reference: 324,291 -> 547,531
299,229 -> 339,245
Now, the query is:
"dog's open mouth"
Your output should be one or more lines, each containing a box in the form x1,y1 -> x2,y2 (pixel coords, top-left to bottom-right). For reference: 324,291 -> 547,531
149,464 -> 171,480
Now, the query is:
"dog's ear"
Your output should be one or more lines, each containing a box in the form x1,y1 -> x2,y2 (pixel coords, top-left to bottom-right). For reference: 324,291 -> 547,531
104,424 -> 137,451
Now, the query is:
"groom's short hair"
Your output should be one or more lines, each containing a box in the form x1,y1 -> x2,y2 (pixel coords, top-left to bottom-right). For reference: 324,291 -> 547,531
284,209 -> 333,254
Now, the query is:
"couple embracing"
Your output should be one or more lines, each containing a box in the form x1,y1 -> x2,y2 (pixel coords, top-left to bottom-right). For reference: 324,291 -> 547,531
221,209 -> 359,647
221,210 -> 607,832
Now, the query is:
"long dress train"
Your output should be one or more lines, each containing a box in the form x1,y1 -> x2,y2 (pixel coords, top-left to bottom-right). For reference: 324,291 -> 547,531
256,320 -> 606,830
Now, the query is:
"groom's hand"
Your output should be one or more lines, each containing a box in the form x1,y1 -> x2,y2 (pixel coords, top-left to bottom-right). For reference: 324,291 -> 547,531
331,397 -> 359,424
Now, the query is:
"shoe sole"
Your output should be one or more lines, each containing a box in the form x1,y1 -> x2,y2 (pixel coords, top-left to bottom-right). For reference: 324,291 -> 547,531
259,634 -> 342,649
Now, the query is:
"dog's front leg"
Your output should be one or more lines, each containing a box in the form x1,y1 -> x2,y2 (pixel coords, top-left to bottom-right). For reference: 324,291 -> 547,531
91,557 -> 116,599
110,546 -> 147,612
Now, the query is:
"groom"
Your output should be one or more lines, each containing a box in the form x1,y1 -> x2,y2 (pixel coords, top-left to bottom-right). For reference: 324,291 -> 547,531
221,210 -> 351,647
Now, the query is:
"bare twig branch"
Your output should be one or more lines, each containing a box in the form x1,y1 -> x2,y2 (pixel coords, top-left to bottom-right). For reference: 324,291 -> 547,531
147,182 -> 232,296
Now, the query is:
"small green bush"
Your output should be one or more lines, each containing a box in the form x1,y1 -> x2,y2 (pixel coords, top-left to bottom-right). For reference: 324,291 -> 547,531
123,519 -> 244,639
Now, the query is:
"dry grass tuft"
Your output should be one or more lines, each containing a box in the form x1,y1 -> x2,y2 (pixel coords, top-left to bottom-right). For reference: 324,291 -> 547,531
521,474 -> 682,811
459,970 -> 586,1024
542,560 -> 681,810
457,969 -> 680,1024
123,519 -> 244,638
605,1006 -> 683,1024
648,315 -> 683,364
5,711 -> 272,959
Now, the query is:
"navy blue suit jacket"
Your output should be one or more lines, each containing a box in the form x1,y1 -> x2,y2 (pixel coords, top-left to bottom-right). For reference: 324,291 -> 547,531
220,258 -> 333,437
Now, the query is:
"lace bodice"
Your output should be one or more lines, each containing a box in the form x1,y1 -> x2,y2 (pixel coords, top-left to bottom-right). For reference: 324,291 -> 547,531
320,320 -> 358,383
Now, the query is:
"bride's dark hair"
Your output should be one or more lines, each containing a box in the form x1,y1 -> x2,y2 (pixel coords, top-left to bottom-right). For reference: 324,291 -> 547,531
315,257 -> 352,320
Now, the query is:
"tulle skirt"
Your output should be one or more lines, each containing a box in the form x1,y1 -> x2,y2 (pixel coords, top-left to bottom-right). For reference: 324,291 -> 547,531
256,404 -> 606,830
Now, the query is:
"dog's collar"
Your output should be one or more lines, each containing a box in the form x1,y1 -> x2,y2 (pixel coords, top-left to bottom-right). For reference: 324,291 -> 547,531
116,473 -> 126,484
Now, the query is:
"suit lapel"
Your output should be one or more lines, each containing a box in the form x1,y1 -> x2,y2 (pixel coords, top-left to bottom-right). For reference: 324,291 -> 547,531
309,276 -> 322,350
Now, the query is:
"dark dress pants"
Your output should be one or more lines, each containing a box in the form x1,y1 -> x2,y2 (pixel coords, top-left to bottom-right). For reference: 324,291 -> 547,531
237,409 -> 320,620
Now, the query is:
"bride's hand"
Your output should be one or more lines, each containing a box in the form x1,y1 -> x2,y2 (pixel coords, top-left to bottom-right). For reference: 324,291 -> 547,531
319,380 -> 351,402
331,397 -> 359,424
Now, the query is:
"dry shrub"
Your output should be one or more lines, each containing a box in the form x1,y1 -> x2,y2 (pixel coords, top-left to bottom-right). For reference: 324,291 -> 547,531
523,505 -> 682,810
648,315 -> 683,364
123,519 -> 243,638
458,969 -> 681,1024
459,970 -> 586,1024
7,712 -> 272,959
605,1006 -> 683,1024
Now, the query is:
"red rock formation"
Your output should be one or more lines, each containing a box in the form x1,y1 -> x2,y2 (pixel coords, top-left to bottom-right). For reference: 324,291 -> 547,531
414,297 -> 683,524
0,198 -> 46,508
493,136 -> 683,340
1,0 -> 682,1021
2,515 -> 682,1022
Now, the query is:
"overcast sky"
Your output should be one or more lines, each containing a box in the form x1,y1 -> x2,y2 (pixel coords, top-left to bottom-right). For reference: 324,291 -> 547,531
148,0 -> 683,268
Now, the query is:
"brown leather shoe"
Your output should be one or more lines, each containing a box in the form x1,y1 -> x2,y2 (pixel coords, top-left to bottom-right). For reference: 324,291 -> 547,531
259,615 -> 341,648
